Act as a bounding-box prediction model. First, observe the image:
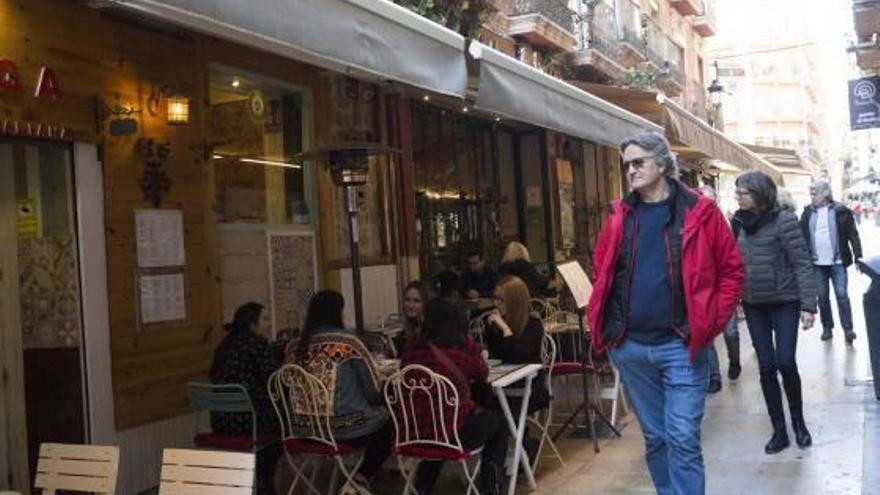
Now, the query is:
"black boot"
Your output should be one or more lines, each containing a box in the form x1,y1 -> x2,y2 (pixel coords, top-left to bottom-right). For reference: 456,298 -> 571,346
727,363 -> 742,380
845,330 -> 856,345
764,426 -> 790,454
479,462 -> 505,495
821,329 -> 833,341
791,414 -> 812,448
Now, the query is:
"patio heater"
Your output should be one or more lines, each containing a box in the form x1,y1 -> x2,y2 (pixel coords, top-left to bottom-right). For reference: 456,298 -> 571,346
294,142 -> 398,332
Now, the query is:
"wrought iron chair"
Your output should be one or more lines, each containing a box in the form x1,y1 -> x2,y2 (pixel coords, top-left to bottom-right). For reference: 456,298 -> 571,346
383,364 -> 484,495
158,448 -> 254,495
268,364 -> 366,495
527,332 -> 566,472
34,443 -> 119,495
468,311 -> 493,348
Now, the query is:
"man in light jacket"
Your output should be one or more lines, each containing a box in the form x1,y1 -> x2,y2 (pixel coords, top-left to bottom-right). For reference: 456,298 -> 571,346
799,180 -> 862,343
588,130 -> 744,495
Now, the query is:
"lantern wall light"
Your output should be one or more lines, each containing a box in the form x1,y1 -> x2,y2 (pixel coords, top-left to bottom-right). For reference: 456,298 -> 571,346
166,94 -> 190,125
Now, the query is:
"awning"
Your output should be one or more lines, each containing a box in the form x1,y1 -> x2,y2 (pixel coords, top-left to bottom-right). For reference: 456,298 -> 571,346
109,0 -> 468,98
571,82 -> 783,182
467,42 -> 662,146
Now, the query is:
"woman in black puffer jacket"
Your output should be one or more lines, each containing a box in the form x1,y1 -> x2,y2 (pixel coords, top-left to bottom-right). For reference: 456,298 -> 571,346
731,171 -> 818,455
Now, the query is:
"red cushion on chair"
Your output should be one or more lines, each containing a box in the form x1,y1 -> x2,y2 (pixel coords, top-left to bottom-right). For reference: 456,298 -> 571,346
283,438 -> 358,457
396,444 -> 481,461
193,432 -> 276,451
552,362 -> 585,376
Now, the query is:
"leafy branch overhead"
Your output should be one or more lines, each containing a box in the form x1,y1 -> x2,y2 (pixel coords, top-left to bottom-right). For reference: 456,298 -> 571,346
392,0 -> 496,37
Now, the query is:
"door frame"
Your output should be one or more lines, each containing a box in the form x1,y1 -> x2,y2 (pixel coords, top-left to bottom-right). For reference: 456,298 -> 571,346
0,141 -> 31,493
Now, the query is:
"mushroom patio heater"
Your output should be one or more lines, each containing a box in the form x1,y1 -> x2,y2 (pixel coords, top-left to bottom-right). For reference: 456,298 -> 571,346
294,142 -> 398,332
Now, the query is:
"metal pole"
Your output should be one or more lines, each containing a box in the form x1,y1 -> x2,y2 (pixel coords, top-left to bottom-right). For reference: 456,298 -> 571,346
345,184 -> 364,332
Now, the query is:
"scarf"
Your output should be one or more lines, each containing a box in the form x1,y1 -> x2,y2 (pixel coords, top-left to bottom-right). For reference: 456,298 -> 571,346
734,207 -> 780,235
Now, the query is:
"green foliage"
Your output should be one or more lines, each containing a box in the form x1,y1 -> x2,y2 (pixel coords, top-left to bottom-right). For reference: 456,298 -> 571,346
615,68 -> 655,90
393,0 -> 495,37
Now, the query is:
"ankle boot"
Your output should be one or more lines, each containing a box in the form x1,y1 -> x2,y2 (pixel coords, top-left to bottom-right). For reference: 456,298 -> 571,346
791,413 -> 813,448
764,427 -> 790,454
479,462 -> 505,495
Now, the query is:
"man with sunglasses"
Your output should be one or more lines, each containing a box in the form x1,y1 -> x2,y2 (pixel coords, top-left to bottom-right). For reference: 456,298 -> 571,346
588,130 -> 744,495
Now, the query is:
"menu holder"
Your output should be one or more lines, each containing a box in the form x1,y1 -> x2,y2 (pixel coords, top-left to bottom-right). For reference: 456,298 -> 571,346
556,260 -> 592,309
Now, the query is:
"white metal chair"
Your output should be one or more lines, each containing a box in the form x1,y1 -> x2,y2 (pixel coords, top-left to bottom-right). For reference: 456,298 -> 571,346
529,298 -> 558,322
34,443 -> 119,495
468,312 -> 493,347
158,448 -> 254,495
527,333 -> 566,472
268,364 -> 366,495
383,364 -> 484,495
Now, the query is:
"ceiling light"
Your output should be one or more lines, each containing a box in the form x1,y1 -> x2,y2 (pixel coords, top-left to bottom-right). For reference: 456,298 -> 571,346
462,106 -> 469,113
231,77 -> 241,88
422,94 -> 430,102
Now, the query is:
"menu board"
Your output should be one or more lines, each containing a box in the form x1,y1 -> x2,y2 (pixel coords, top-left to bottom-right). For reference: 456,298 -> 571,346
135,209 -> 185,268
139,273 -> 186,324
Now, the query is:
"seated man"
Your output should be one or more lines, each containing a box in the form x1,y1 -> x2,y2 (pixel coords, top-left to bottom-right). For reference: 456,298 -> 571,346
460,248 -> 498,300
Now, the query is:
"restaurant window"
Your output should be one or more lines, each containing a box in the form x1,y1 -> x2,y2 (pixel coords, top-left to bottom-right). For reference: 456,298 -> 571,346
209,64 -> 314,226
412,104 -> 503,278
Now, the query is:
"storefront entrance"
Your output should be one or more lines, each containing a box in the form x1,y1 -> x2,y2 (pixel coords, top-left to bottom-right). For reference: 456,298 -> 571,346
0,139 -> 87,491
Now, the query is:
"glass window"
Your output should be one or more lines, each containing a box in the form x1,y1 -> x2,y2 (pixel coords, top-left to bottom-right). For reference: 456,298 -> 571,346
208,65 -> 313,226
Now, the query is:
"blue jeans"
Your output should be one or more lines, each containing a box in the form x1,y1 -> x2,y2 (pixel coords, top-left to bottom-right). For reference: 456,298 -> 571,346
609,339 -> 708,495
743,302 -> 804,428
815,264 -> 854,332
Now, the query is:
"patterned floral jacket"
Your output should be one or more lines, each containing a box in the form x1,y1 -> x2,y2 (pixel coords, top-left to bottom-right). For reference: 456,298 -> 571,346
285,326 -> 389,440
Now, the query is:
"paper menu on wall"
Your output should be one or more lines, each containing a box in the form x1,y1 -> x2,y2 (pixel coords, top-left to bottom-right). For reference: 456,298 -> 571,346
556,260 -> 592,309
139,273 -> 186,324
135,209 -> 185,268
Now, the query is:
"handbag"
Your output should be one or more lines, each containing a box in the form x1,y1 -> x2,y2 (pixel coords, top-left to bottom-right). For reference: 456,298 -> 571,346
428,343 -> 494,408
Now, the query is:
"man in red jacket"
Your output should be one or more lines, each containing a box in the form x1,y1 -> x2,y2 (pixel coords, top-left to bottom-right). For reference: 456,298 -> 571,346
587,130 -> 743,495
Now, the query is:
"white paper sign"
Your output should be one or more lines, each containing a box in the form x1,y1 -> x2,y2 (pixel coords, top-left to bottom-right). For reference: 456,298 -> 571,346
135,209 -> 185,267
556,261 -> 593,309
139,274 -> 186,324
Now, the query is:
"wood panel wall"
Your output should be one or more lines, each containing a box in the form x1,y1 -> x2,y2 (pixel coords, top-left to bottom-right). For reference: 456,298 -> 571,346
0,0 -> 344,430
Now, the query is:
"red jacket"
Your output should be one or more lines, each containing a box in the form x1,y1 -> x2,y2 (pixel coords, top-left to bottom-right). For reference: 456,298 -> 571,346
587,185 -> 744,361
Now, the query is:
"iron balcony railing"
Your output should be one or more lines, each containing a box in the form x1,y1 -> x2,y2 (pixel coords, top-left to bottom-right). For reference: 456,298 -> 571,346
696,0 -> 717,28
690,80 -> 709,120
620,25 -> 647,56
511,0 -> 576,33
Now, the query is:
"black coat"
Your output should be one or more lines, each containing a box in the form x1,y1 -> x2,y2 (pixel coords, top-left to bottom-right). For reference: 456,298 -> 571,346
499,259 -> 553,297
799,202 -> 862,267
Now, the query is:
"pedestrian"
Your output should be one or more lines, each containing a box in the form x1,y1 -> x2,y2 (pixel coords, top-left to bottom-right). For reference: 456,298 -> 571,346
698,185 -> 742,393
588,130 -> 744,495
732,171 -> 817,454
799,180 -> 863,343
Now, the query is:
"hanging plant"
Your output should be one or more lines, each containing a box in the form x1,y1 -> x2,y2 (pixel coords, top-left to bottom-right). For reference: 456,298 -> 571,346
393,0 -> 496,37
615,68 -> 655,90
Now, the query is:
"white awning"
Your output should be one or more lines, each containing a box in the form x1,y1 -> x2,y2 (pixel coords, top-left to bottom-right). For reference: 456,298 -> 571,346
111,0 -> 468,98
467,42 -> 662,146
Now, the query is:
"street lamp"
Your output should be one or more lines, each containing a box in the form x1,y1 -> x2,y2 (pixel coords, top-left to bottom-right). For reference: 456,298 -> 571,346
294,142 -> 399,332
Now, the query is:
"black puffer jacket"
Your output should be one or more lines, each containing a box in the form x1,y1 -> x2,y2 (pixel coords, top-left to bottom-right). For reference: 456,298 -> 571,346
732,208 -> 817,312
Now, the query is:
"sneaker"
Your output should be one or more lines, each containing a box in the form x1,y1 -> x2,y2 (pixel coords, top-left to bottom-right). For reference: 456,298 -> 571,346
845,331 -> 856,344
821,329 -> 833,341
339,473 -> 372,495
707,379 -> 722,394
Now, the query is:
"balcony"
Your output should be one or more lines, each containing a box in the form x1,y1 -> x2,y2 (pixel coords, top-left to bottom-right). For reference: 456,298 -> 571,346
693,0 -> 717,37
853,0 -> 880,39
618,25 -> 648,67
508,0 -> 578,52
689,80 -> 709,121
670,0 -> 701,16
644,26 -> 683,97
569,26 -> 627,84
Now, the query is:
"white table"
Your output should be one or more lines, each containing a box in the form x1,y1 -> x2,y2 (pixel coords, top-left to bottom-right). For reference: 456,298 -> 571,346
489,363 -> 542,495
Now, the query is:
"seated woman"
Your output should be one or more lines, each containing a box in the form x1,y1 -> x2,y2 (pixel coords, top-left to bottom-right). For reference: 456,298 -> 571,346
211,302 -> 282,495
484,276 -> 550,456
498,242 -> 555,298
393,280 -> 427,354
400,298 -> 508,495
285,290 -> 391,493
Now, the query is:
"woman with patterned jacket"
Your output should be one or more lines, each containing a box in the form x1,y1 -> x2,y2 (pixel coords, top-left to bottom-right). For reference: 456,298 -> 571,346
286,290 -> 392,494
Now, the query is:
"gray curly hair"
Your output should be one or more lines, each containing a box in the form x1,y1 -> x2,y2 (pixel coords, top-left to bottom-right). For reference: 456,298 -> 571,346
620,130 -> 678,178
809,180 -> 833,203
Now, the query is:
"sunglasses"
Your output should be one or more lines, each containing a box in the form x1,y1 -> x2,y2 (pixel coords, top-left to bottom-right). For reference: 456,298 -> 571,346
623,155 -> 656,170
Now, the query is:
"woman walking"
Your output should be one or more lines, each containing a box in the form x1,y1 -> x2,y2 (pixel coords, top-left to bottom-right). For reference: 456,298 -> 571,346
732,171 -> 818,454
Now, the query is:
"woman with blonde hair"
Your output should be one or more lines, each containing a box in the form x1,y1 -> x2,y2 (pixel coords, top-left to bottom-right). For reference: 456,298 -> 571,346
499,241 -> 554,297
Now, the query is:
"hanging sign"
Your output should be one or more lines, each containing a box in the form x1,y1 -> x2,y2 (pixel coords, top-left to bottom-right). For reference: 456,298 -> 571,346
849,76 -> 880,131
